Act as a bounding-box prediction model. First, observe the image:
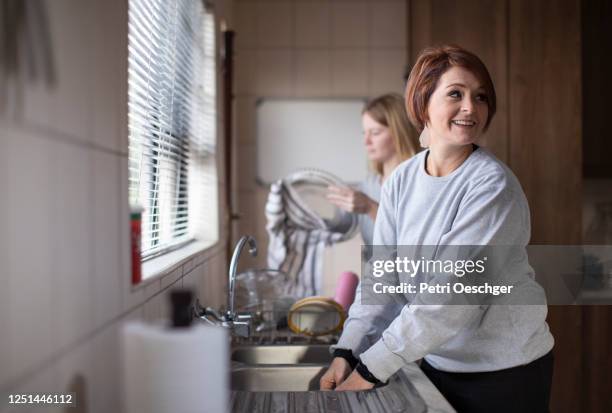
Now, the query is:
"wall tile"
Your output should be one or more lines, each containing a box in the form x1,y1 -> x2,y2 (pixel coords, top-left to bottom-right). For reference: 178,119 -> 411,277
152,291 -> 166,323
194,248 -> 211,268
331,50 -> 368,96
23,0 -> 93,142
123,305 -> 145,324
234,50 -> 258,95
234,97 -> 257,144
142,279 -> 162,323
182,268 -> 197,294
368,1 -> 406,48
160,267 -> 182,291
196,259 -> 211,305
92,152 -> 123,327
295,50 -> 332,96
6,129 -> 57,384
158,285 -> 175,323
180,259 -> 194,278
331,1 -> 368,47
190,262 -> 206,307
20,81 -> 53,137
206,254 -> 227,309
256,50 -> 294,96
368,49 -> 406,95
56,343 -> 94,412
198,253 -> 219,309
91,0 -> 127,152
257,1 -> 293,47
54,142 -> 94,349
236,191 -> 258,239
0,303 -> 7,388
4,364 -> 61,413
237,144 -> 257,190
322,234 -> 362,296
295,1 -> 330,47
235,1 -> 259,49
90,324 -> 122,413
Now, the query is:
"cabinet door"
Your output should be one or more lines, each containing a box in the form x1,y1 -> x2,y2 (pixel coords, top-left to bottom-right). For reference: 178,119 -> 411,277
583,0 -> 612,178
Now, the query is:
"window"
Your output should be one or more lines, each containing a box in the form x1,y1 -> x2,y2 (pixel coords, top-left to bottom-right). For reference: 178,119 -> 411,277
127,0 -> 218,260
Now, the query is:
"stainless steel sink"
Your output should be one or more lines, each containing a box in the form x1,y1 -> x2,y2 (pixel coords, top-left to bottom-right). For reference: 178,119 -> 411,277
229,343 -> 432,412
231,365 -> 328,392
230,364 -> 433,412
231,344 -> 332,365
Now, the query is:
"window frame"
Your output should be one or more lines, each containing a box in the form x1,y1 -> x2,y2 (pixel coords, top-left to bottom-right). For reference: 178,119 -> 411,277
127,0 -> 222,278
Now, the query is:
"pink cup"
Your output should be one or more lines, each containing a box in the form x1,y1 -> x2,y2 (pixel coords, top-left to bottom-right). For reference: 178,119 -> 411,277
333,271 -> 359,312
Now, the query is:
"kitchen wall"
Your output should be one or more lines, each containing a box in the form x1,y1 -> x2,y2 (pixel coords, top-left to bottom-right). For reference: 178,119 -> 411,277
0,1 -> 232,411
232,0 -> 409,294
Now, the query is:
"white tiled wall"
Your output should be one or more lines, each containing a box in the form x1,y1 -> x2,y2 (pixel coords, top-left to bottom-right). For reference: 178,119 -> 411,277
91,151 -> 123,327
295,2 -> 330,47
233,0 -> 407,98
295,50 -> 332,96
331,50 -> 369,95
232,0 -> 408,290
0,0 -> 407,408
331,1 -> 368,47
22,0 -> 93,142
0,0 -> 232,412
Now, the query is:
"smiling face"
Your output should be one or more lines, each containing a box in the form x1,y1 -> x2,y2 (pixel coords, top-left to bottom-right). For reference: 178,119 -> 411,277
362,111 -> 397,163
425,66 -> 489,149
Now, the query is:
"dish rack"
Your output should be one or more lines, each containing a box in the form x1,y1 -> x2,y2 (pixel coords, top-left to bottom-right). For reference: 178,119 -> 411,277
232,307 -> 342,346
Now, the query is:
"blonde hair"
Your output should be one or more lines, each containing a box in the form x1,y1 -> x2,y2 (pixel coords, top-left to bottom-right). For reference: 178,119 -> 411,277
363,93 -> 420,176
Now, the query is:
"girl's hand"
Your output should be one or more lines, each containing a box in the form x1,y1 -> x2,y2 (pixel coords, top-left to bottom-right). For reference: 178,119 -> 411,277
327,186 -> 378,219
319,357 -> 353,390
334,370 -> 375,392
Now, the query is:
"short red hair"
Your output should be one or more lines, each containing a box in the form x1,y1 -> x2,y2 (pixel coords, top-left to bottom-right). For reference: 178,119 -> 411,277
405,45 -> 497,131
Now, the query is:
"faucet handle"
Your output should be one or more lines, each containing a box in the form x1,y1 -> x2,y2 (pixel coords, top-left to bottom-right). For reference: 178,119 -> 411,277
192,298 -> 205,317
228,317 -> 252,338
234,313 -> 253,322
193,299 -> 224,321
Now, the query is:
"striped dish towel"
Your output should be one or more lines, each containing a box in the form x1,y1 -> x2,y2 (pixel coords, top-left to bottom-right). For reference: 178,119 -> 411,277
265,170 -> 358,297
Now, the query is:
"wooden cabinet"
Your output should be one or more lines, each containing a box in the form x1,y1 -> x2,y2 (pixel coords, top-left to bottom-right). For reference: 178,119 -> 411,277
406,1 -> 610,411
583,0 -> 612,178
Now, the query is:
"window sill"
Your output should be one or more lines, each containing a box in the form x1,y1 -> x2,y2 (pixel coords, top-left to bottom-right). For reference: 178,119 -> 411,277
133,238 -> 225,291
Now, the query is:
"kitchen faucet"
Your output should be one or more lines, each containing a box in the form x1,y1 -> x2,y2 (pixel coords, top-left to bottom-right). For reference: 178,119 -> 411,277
193,235 -> 257,337
227,235 -> 257,320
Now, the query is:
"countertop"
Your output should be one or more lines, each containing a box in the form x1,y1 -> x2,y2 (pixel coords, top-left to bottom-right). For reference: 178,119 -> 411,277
230,362 -> 456,413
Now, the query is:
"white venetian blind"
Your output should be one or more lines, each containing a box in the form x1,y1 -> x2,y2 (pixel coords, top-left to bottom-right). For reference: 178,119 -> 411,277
128,0 -> 217,259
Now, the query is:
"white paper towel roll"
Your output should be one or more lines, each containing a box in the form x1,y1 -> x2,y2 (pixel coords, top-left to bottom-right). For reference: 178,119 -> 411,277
122,321 -> 228,413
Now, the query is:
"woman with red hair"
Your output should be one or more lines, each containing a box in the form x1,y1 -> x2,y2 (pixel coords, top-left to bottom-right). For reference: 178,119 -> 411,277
321,45 -> 554,413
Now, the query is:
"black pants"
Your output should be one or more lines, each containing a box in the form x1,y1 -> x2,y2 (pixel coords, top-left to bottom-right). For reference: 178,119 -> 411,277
420,351 -> 554,413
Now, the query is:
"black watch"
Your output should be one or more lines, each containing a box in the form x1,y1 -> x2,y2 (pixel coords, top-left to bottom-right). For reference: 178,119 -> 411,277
356,360 -> 381,384
332,348 -> 359,369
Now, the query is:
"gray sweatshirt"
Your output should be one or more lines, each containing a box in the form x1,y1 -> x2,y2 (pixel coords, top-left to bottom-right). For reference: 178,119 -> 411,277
335,147 -> 554,382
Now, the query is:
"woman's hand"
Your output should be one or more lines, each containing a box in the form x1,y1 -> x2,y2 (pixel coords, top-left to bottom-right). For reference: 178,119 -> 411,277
327,185 -> 378,220
334,370 -> 375,392
319,357 -> 353,390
